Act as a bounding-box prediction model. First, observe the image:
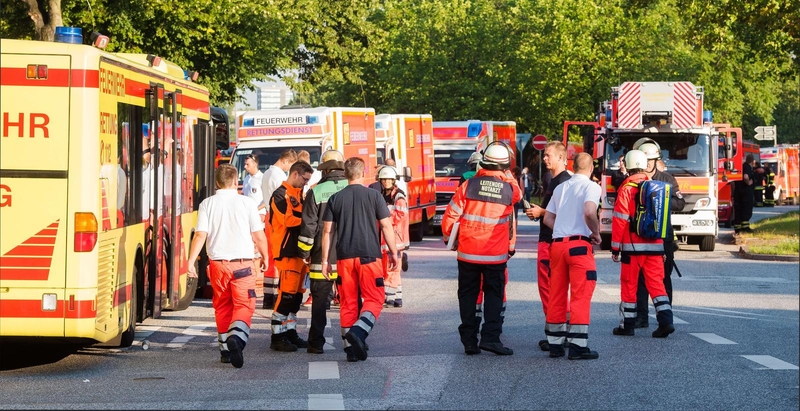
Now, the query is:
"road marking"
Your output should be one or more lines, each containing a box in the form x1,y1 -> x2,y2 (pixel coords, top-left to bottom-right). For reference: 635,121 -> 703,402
309,361 -> 340,380
595,278 -> 607,284
673,309 -> 761,320
325,337 -> 335,350
134,325 -> 161,340
597,288 -> 620,296
742,355 -> 799,370
649,314 -> 689,324
690,333 -> 737,345
308,393 -> 344,410
167,323 -> 215,348
682,306 -> 771,317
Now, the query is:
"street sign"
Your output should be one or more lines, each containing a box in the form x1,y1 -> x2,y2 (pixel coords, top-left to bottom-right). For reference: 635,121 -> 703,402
754,125 -> 776,141
532,134 -> 548,151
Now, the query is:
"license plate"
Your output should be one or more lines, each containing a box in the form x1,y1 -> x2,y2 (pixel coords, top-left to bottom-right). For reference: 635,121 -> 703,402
433,214 -> 443,226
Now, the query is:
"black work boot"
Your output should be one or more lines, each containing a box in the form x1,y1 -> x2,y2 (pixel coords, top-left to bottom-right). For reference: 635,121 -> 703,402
227,335 -> 244,368
270,335 -> 298,352
612,326 -> 635,336
568,343 -> 599,360
344,347 -> 359,362
538,339 -> 550,352
478,341 -> 513,356
286,329 -> 309,348
345,327 -> 368,361
220,351 -> 231,364
652,323 -> 675,338
634,317 -> 650,328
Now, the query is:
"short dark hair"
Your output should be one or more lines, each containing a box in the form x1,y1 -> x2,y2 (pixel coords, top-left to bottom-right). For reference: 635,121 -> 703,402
245,154 -> 259,164
344,157 -> 365,181
290,161 -> 313,176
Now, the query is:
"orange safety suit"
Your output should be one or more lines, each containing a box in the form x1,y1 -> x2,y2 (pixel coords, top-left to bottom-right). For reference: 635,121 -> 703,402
381,188 -> 409,306
269,181 -> 309,346
442,168 -> 521,348
612,174 -> 673,330
209,259 -> 256,354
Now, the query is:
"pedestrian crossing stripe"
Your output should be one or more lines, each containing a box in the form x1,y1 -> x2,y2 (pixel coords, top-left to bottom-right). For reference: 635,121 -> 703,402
741,355 -> 799,370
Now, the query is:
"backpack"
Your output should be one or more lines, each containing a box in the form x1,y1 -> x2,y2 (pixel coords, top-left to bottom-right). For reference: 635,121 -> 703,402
626,179 -> 672,239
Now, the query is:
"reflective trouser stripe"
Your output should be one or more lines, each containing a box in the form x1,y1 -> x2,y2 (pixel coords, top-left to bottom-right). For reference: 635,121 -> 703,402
567,324 -> 589,348
620,302 -> 638,318
653,295 -> 672,312
546,322 -> 567,347
219,320 -> 251,351
354,311 -> 376,336
271,312 -> 289,335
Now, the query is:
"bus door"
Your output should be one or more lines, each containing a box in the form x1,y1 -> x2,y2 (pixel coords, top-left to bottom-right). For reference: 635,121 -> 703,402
146,83 -> 167,318
166,90 -> 182,308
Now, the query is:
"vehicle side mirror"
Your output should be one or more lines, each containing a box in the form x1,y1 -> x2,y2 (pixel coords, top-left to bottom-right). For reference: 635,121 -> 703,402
403,166 -> 412,183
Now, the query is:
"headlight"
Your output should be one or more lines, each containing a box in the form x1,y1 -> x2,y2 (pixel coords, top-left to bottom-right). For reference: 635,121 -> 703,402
694,197 -> 711,208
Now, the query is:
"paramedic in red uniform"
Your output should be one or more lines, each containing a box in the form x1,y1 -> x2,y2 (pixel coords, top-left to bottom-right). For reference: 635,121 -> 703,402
611,150 -> 675,338
187,164 -> 270,368
542,153 -> 601,359
320,157 -> 400,362
524,141 -> 571,352
378,166 -> 409,308
442,144 -> 521,356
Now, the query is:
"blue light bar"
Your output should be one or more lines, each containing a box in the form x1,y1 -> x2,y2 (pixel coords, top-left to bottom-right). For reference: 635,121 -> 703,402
703,110 -> 713,124
242,118 -> 254,127
467,123 -> 483,138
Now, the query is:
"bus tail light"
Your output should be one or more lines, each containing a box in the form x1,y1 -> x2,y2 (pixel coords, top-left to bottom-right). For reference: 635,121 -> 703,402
74,212 -> 98,252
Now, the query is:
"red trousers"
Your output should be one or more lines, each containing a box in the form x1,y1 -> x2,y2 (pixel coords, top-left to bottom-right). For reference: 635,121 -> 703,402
620,254 -> 666,304
546,239 -> 597,326
536,241 -> 551,315
209,260 -> 256,347
338,257 -> 384,329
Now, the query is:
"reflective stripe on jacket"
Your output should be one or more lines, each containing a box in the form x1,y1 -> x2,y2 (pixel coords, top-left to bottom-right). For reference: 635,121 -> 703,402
442,169 -> 522,264
611,173 -> 664,255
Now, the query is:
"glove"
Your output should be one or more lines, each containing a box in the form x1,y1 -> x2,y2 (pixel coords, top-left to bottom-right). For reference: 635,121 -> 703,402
508,250 -> 516,258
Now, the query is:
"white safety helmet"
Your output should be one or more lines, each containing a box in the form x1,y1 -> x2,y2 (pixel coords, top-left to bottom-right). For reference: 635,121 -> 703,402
624,150 -> 648,171
480,144 -> 511,169
632,137 -> 658,151
378,166 -> 398,180
467,152 -> 482,165
638,142 -> 661,160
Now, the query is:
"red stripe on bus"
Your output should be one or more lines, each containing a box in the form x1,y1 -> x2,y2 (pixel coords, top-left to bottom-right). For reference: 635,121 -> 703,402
0,257 -> 52,268
0,267 -> 50,280
21,236 -> 57,245
36,228 -> 58,236
0,299 -> 96,319
0,68 -> 99,88
182,94 -> 210,114
125,78 -> 148,99
3,245 -> 55,257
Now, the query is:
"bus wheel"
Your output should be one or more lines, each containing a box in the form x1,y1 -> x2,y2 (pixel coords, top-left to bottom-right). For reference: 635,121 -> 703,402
699,235 -> 716,252
119,267 -> 138,348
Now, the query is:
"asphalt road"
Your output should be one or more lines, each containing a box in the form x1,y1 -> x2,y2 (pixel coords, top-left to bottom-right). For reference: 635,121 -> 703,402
1,205 -> 797,410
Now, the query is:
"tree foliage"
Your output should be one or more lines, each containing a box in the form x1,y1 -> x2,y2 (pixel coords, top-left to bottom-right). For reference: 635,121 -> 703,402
1,0 -> 798,142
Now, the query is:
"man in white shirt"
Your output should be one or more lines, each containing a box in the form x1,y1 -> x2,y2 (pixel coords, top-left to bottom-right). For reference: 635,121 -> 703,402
260,148 -> 297,308
242,154 -> 266,220
542,152 -> 602,360
187,164 -> 270,369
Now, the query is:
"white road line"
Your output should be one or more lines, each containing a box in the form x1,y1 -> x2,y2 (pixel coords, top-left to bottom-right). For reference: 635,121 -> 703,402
308,361 -> 340,380
308,393 -> 344,410
682,306 -> 772,317
597,288 -> 620,296
134,326 -> 161,340
741,355 -> 799,370
167,323 -> 215,348
690,333 -> 738,345
595,278 -> 607,284
673,309 -> 760,320
325,337 -> 335,350
649,314 -> 689,324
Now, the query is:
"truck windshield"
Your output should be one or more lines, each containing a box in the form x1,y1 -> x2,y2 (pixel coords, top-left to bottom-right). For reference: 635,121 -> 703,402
231,147 -> 321,183
606,133 -> 712,176
435,149 -> 475,177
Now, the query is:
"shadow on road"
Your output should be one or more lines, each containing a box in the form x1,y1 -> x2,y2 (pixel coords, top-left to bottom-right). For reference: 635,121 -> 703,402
0,342 -> 83,371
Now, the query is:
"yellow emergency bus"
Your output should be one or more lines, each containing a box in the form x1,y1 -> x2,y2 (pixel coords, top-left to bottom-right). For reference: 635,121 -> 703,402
0,37 -> 217,347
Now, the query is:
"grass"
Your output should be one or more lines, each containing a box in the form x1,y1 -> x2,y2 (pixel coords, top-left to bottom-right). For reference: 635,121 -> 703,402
740,211 -> 800,255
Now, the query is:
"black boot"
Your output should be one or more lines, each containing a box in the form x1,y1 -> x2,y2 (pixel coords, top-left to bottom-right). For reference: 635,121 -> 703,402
286,329 -> 309,348
345,327 -> 368,361
634,317 -> 650,328
613,326 -> 635,336
344,347 -> 359,362
568,343 -> 599,360
652,324 -> 675,338
270,334 -> 298,352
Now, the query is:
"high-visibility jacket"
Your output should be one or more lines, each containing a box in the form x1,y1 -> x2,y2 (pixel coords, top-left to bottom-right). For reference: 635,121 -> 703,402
442,169 -> 522,264
381,187 -> 409,252
611,173 -> 665,255
297,171 -> 347,280
269,181 -> 304,259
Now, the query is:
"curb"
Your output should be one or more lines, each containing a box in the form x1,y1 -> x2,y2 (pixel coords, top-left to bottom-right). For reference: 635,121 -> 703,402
738,246 -> 800,262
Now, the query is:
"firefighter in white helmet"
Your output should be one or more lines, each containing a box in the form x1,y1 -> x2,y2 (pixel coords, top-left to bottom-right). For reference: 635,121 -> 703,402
377,166 -> 409,308
442,142 -> 521,355
611,150 -> 675,338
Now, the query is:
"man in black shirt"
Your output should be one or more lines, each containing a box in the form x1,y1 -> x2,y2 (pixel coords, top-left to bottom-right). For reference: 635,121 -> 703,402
321,157 -> 400,362
524,141 -> 572,352
634,142 -> 686,328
